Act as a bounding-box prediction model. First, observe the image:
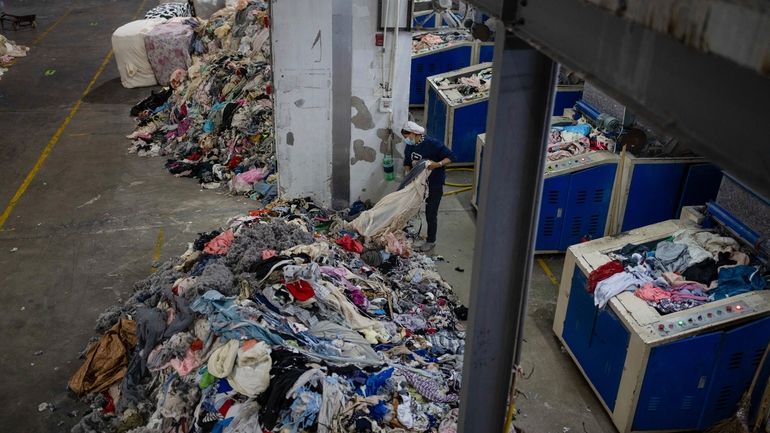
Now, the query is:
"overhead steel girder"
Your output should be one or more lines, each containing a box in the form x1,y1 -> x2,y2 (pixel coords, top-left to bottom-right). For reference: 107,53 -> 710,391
466,0 -> 770,200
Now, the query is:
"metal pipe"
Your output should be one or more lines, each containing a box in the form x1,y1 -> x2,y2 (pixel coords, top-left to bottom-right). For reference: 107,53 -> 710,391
457,22 -> 557,433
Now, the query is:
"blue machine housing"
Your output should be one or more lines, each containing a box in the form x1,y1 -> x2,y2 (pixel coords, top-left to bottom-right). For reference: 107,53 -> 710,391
425,63 -> 491,164
617,156 -> 724,232
537,161 -> 618,251
410,43 -> 474,106
477,42 -> 494,63
554,217 -> 770,433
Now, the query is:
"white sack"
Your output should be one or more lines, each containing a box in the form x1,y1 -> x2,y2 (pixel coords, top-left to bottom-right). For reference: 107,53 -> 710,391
350,164 -> 430,239
112,18 -> 167,89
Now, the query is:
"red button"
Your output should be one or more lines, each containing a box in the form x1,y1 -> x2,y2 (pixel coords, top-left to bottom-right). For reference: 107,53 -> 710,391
726,306 -> 733,312
658,324 -> 665,330
707,313 -> 713,318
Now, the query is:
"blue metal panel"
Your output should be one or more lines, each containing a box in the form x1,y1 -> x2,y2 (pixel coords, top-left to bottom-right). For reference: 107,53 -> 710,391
413,13 -> 436,28
621,162 -> 688,232
562,270 -> 629,411
677,163 -> 723,216
426,87 -> 448,144
559,164 -> 617,249
699,315 -> 770,429
536,175 -> 570,251
479,44 -> 494,63
410,46 -> 473,105
633,332 -> 722,431
553,88 -> 583,116
450,100 -> 489,163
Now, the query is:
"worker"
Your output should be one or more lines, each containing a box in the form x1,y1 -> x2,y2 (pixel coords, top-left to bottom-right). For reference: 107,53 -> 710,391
401,120 -> 456,252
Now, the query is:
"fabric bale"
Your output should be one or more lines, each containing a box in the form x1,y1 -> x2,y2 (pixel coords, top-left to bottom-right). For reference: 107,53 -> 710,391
144,20 -> 195,85
112,19 -> 167,88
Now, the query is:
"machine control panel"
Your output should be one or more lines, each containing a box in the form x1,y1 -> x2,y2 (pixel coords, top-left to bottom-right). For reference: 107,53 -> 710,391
544,151 -> 618,177
655,300 -> 751,336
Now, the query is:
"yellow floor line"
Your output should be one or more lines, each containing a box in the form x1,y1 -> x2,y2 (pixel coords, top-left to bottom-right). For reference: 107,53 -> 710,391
31,7 -> 73,46
0,0 -> 148,230
150,228 -> 165,273
537,258 -> 560,287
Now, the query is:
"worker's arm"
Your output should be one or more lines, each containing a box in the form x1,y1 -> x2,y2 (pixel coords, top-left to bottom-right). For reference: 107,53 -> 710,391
427,158 -> 451,170
404,164 -> 412,174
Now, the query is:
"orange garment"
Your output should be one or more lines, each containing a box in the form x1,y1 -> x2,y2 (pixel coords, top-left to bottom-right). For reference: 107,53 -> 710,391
68,319 -> 137,396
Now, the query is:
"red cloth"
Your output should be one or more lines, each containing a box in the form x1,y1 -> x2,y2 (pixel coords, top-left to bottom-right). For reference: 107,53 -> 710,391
190,339 -> 203,351
262,249 -> 277,260
587,260 -> 624,293
336,235 -> 364,253
227,155 -> 243,170
286,280 -> 315,301
204,229 -> 235,255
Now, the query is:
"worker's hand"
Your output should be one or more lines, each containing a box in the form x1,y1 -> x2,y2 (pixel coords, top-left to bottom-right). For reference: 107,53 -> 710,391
427,161 -> 443,170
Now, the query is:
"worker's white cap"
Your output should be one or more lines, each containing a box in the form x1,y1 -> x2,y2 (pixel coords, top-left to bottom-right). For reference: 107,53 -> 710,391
402,121 -> 425,135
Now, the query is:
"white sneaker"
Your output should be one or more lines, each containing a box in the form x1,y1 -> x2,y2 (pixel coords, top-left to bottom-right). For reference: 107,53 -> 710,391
418,242 -> 436,253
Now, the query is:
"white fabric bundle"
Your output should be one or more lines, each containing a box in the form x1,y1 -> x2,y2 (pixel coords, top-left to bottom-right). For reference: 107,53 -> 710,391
112,18 -> 167,88
350,165 -> 430,239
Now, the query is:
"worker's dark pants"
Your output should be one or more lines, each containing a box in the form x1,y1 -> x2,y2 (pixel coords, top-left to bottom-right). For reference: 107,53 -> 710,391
426,187 -> 443,243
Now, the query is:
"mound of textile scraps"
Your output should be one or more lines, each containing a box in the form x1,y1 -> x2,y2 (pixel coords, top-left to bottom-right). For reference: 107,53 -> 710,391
69,198 -> 468,433
127,0 -> 277,203
0,33 -> 30,80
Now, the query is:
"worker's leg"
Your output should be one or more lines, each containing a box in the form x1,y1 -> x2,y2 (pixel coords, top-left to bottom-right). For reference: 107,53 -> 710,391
425,187 -> 443,243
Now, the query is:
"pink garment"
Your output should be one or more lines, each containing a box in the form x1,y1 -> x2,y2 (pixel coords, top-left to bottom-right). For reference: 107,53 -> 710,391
661,272 -> 708,290
635,283 -> 671,302
168,348 -> 202,376
385,232 -> 409,257
238,167 -> 267,183
262,249 -> 277,260
230,167 -> 267,193
204,229 -> 235,255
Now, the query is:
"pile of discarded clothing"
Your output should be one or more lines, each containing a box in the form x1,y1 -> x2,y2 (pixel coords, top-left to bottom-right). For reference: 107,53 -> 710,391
589,228 -> 768,313
433,66 -> 491,104
69,198 -> 468,433
0,33 -> 29,80
125,0 -> 276,203
546,123 -> 615,161
411,30 -> 472,55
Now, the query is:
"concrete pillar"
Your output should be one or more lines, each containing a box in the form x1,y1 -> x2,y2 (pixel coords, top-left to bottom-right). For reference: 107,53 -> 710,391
272,0 -> 412,208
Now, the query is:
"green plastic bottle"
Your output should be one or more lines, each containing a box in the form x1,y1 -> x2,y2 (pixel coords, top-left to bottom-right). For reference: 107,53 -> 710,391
383,154 -> 395,181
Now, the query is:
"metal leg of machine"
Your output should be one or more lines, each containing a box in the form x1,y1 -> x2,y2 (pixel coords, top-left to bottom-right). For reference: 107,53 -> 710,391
457,24 -> 557,433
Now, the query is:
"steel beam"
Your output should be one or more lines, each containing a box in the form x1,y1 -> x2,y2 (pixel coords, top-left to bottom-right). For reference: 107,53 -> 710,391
331,0 -> 353,210
458,23 -> 557,433
511,0 -> 769,200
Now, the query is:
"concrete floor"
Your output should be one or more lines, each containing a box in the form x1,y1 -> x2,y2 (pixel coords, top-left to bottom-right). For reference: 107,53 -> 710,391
0,1 -> 614,432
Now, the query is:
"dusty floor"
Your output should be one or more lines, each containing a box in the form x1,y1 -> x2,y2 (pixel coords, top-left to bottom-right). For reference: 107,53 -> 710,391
0,1 -> 614,432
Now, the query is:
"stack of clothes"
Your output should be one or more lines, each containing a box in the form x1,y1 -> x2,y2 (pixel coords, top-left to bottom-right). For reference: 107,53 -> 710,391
69,198 -> 469,433
433,66 -> 492,105
127,0 -> 276,204
0,33 -> 29,80
411,30 -> 472,55
546,123 -> 615,162
589,228 -> 768,314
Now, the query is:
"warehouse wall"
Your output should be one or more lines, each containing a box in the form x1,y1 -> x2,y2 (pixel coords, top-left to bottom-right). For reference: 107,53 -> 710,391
272,0 -> 412,207
349,1 -> 412,203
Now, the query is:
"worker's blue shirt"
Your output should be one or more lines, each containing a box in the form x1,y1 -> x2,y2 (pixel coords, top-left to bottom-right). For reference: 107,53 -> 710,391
404,136 -> 456,189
